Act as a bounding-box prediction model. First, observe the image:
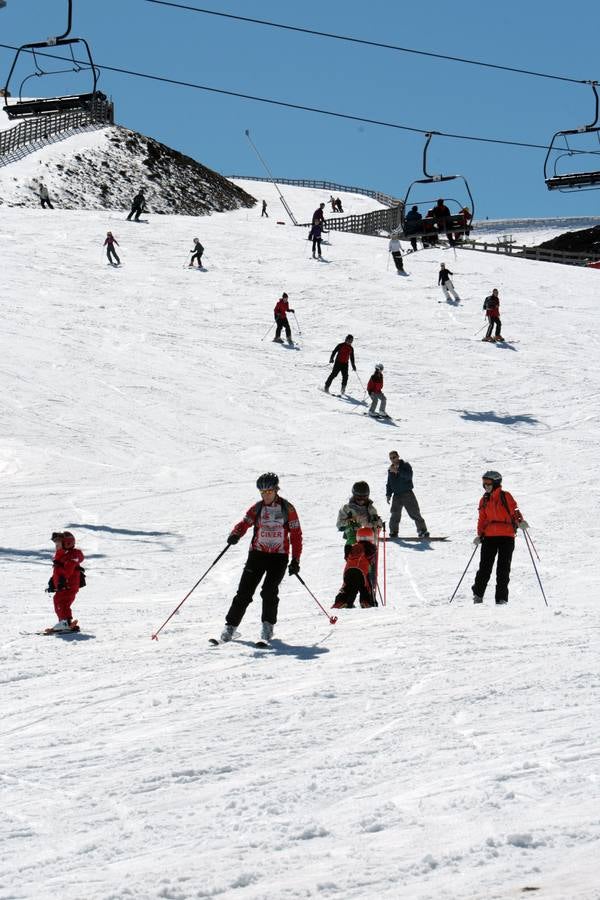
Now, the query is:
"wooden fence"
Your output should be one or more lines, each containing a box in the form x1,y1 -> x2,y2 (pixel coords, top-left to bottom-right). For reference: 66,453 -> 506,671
0,96 -> 114,166
458,239 -> 597,267
301,204 -> 403,237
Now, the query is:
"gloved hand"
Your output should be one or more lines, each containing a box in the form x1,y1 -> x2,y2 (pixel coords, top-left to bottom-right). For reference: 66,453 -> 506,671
472,535 -> 482,546
386,497 -> 391,505
227,533 -> 240,545
518,520 -> 529,530
288,558 -> 300,576
46,578 -> 54,593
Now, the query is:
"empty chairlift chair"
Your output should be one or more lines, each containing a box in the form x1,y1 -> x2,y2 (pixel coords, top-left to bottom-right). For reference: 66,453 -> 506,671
544,81 -> 600,192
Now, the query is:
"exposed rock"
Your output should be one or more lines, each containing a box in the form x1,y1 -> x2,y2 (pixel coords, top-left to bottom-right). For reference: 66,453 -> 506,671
534,224 -> 600,257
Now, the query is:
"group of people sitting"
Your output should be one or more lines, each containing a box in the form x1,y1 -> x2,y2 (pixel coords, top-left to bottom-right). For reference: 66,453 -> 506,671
403,199 -> 472,250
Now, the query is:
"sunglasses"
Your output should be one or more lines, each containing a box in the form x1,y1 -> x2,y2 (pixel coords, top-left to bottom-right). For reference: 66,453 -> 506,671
259,488 -> 276,495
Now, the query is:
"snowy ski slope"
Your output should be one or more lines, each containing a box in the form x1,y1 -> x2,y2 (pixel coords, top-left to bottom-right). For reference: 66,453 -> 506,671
1,178 -> 600,900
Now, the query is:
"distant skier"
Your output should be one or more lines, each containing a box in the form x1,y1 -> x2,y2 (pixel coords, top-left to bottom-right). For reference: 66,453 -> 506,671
336,481 -> 383,558
273,292 -> 295,345
261,200 -> 268,218
127,190 -> 146,221
439,263 -> 460,301
388,236 -> 405,273
332,526 -> 378,609
404,205 -> 422,251
483,288 -> 503,341
188,237 -> 204,268
46,531 -> 85,632
312,203 -> 326,226
472,470 -> 527,605
335,197 -> 344,213
367,363 -> 388,418
218,472 -> 303,644
386,450 -> 429,538
329,195 -> 337,212
103,231 -> 120,266
324,334 -> 356,394
38,180 -> 54,209
309,222 -> 323,259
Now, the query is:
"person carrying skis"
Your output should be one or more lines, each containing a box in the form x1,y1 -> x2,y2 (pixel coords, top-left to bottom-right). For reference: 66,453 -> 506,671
103,231 -> 120,265
261,199 -> 268,218
472,470 -> 527,604
388,236 -> 405,272
483,288 -> 503,341
336,481 -> 383,559
219,473 -> 302,644
439,263 -> 460,301
386,450 -> 429,538
39,180 -> 54,209
188,237 -> 204,268
367,363 -> 388,417
46,531 -> 85,631
332,526 -> 378,609
273,292 -> 294,345
324,334 -> 356,394
127,190 -> 146,221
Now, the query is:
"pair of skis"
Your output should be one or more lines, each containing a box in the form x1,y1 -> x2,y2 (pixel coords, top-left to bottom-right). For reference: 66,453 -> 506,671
209,636 -> 271,649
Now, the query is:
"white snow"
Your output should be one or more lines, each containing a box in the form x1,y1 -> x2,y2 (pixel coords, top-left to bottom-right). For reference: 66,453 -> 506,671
2,174 -> 600,900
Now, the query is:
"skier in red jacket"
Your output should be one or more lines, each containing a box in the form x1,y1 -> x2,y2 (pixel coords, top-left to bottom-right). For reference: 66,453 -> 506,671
324,334 -> 356,394
332,526 -> 378,609
47,531 -> 85,631
367,363 -> 388,417
472,471 -> 527,605
273,292 -> 295,345
219,473 -> 303,644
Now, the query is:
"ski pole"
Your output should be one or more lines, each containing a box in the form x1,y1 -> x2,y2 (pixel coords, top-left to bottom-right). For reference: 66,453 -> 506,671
474,321 -> 487,336
292,312 -> 302,336
293,573 -> 338,624
261,321 -> 276,341
382,523 -> 387,607
354,370 -> 366,392
522,530 -> 548,606
448,544 -> 479,603
151,544 -> 231,639
522,526 -> 540,561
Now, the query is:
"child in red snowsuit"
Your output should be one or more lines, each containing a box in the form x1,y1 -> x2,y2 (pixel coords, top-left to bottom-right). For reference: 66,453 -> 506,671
48,531 -> 84,629
332,527 -> 378,609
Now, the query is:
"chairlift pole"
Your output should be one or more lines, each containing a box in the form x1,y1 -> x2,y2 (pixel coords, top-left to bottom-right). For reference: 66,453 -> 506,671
244,130 -> 298,225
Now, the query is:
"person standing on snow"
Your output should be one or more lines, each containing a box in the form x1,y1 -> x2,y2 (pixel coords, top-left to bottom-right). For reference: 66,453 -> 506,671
388,237 -> 405,273
312,203 -> 326,226
329,195 -> 337,212
46,531 -> 85,631
103,231 -> 120,265
38,180 -> 54,209
336,481 -> 383,559
332,526 -> 378,609
127,190 -> 146,221
483,288 -> 503,341
188,238 -> 204,268
472,470 -> 527,605
309,221 -> 323,258
386,450 -> 429,538
438,263 -> 460,301
273,292 -> 295,345
335,197 -> 344,213
261,199 -> 268,218
367,363 -> 388,417
324,334 -> 356,394
219,473 -> 303,644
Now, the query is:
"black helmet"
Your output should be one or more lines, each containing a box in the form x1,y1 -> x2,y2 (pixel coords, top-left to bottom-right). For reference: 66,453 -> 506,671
482,470 -> 502,484
345,334 -> 354,342
256,472 -> 279,491
352,481 -> 370,498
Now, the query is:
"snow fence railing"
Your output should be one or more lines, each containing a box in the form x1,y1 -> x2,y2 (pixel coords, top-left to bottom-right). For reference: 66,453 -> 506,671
226,174 -> 403,209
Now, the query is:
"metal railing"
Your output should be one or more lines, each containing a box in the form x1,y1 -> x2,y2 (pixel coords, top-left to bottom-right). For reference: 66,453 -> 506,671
458,238 -> 596,267
0,95 -> 114,167
226,174 -> 402,208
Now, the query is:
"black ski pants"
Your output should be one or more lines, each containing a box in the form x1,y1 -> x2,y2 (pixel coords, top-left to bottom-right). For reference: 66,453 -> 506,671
312,236 -> 322,257
391,251 -> 404,272
485,316 -> 502,339
190,250 -> 203,267
127,205 -> 143,221
40,198 -> 54,209
335,568 -> 376,608
226,550 -> 288,627
275,316 -> 292,342
472,536 -> 515,603
106,246 -> 120,265
325,361 -> 349,393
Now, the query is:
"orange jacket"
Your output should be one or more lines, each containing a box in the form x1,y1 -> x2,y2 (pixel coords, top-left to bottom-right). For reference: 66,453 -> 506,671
477,488 -> 522,538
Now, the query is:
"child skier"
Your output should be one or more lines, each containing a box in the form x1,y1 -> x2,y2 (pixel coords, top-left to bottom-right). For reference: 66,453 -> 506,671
472,470 -> 527,604
336,481 -> 383,558
273,292 -> 295,345
483,289 -> 503,341
46,531 -> 85,632
332,526 -> 378,609
189,238 -> 204,268
439,263 -> 460,301
388,237 -> 405,272
367,363 -> 388,417
103,232 -> 120,266
324,334 -> 356,394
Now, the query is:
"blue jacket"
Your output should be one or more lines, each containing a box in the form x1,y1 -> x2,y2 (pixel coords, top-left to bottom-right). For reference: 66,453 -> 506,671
386,462 -> 414,499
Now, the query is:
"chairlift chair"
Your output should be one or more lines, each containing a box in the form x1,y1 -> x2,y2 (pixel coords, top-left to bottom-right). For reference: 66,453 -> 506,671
544,81 -> 600,191
2,0 -> 101,120
396,133 -> 475,247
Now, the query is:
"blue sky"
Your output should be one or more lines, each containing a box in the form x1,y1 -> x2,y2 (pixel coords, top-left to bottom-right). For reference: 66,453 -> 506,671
1,0 -> 600,218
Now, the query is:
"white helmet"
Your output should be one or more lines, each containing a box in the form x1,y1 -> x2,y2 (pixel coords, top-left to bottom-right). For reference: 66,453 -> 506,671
375,363 -> 384,371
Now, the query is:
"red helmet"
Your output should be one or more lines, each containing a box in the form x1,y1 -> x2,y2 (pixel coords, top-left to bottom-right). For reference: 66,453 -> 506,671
61,531 -> 76,549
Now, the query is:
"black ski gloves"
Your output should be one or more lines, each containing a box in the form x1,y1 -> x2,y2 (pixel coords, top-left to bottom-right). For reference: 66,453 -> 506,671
288,558 -> 300,576
227,533 -> 240,545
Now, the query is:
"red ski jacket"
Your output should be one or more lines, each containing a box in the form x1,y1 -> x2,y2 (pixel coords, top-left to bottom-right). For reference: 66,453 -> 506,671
367,371 -> 383,393
484,295 -> 500,318
330,342 -> 355,367
274,298 -> 290,320
344,541 -> 376,585
52,546 -> 85,592
477,488 -> 522,538
231,497 -> 302,558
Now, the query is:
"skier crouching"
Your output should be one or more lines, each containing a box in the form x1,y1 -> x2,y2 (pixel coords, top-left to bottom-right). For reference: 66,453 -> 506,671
219,472 -> 302,644
332,526 -> 378,609
47,531 -> 85,631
